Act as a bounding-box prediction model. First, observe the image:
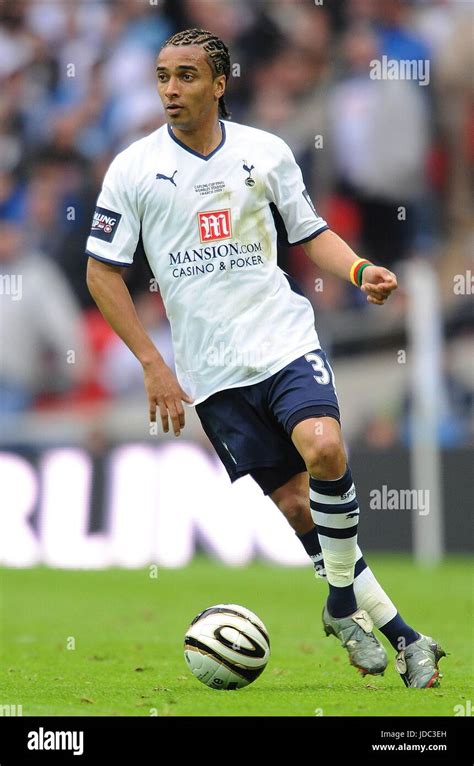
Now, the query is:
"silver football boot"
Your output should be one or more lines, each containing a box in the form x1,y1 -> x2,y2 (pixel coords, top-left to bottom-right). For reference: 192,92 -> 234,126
322,605 -> 388,676
395,634 -> 446,688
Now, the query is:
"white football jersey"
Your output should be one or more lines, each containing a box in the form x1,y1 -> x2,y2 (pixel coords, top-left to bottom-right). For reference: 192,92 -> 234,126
86,120 -> 328,404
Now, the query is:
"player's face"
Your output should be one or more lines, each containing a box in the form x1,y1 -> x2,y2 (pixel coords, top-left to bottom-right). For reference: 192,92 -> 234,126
156,45 -> 225,130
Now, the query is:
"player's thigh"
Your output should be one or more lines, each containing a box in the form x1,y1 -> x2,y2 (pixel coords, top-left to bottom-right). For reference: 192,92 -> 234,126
267,348 -> 340,444
291,416 -> 346,477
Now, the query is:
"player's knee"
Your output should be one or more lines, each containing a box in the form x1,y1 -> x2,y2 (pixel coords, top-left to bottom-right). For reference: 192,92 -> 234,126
305,437 -> 345,479
277,492 -> 310,528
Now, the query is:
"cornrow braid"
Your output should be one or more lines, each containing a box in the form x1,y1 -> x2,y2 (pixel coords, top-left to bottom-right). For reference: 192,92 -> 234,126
161,28 -> 231,120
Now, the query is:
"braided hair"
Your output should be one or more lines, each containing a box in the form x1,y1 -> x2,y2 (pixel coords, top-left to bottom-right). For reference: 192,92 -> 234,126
160,28 -> 231,120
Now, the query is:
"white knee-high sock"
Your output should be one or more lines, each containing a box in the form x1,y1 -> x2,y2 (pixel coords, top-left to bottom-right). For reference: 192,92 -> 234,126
309,467 -> 359,588
297,531 -> 398,628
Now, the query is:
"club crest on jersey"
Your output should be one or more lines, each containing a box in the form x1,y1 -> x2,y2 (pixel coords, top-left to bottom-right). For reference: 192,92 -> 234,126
198,209 -> 232,243
90,206 -> 122,242
243,162 -> 255,187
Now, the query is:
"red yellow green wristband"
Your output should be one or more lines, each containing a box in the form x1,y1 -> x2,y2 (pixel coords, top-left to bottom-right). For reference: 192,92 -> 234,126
350,258 -> 372,287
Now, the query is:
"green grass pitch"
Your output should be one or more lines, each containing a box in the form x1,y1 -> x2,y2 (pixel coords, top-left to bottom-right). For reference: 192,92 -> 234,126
1,556 -> 472,717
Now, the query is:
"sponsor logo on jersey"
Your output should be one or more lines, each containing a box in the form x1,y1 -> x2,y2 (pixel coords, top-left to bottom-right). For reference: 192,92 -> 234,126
90,206 -> 122,243
198,209 -> 232,243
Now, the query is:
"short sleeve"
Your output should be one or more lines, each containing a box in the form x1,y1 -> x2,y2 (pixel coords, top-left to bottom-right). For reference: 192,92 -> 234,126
267,139 -> 328,247
85,154 -> 140,267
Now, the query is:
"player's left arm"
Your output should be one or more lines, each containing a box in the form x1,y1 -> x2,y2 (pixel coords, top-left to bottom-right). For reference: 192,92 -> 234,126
302,229 -> 397,305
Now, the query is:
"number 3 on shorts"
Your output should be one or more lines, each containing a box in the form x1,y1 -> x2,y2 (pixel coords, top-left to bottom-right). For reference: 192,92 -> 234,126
305,351 -> 336,390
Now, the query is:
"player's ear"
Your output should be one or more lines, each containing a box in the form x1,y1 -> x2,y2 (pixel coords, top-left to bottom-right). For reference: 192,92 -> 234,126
214,74 -> 226,99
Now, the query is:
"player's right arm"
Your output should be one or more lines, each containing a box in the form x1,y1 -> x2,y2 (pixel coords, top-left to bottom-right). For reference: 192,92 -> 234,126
85,151 -> 192,435
86,259 -> 192,435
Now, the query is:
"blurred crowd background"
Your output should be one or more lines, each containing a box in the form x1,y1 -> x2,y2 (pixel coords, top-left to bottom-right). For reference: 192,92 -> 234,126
0,0 -> 473,449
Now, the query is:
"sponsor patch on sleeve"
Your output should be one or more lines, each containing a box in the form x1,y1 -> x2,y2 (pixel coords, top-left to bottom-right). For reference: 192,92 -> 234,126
90,206 -> 122,243
302,188 -> 318,217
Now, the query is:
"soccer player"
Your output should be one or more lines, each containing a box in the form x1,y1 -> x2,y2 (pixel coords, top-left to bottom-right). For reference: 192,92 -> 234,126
86,28 -> 445,688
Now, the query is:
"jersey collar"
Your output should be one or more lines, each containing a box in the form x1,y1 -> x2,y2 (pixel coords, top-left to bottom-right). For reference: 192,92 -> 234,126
167,120 -> 226,161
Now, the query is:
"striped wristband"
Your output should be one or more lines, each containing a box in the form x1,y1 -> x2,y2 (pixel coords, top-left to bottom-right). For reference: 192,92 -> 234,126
350,258 -> 372,287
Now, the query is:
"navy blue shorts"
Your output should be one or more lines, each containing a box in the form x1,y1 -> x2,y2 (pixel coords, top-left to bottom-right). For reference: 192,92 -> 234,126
195,348 -> 340,496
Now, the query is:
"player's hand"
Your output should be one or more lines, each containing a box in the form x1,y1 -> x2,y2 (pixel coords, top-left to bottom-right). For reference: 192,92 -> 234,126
143,360 -> 194,436
360,266 -> 397,305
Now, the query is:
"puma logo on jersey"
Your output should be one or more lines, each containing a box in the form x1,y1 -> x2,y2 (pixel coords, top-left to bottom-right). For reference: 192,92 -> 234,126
156,170 -> 178,186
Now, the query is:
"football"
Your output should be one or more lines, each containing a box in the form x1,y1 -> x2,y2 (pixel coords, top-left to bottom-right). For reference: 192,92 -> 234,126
184,603 -> 270,690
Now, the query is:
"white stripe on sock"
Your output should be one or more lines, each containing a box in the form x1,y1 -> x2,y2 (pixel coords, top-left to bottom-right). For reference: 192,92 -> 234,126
317,533 -> 357,552
313,509 -> 359,529
310,484 -> 356,505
